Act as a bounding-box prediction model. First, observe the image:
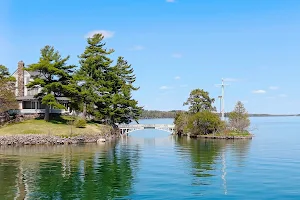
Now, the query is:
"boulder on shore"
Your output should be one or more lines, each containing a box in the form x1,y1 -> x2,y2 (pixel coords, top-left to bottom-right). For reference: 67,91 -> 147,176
97,138 -> 106,143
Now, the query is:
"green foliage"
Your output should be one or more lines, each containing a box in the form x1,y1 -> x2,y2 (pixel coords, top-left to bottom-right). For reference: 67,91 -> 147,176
74,118 -> 87,128
0,65 -> 11,80
75,33 -> 142,125
174,112 -> 190,134
26,46 -> 76,121
174,110 -> 224,136
228,101 -> 250,132
183,89 -> 216,113
0,65 -> 18,113
140,110 -> 179,119
187,111 -> 224,135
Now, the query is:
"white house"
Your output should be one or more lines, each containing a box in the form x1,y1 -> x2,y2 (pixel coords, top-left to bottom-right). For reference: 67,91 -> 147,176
12,61 -> 71,115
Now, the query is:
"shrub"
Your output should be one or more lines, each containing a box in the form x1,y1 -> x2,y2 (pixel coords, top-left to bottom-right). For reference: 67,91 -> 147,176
187,110 -> 224,135
74,118 -> 87,128
174,112 -> 190,135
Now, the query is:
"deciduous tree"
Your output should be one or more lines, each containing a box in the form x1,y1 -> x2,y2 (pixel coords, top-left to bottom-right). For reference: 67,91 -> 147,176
0,65 -> 17,113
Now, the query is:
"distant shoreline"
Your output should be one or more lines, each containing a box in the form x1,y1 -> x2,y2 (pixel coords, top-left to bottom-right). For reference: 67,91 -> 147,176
140,110 -> 299,119
140,115 -> 298,119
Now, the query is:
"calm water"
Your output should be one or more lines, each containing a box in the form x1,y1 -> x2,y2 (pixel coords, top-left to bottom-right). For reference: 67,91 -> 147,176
1,117 -> 300,199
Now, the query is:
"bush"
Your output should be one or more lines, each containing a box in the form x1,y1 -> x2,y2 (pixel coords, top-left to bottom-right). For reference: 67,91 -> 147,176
74,118 -> 87,128
174,112 -> 189,135
187,111 -> 224,135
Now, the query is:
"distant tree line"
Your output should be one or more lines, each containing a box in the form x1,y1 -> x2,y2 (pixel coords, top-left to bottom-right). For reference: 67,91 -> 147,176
140,110 -> 181,119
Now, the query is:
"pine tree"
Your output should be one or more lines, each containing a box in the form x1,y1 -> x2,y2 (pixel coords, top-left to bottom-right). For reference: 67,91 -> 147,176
77,34 -> 142,125
183,89 -> 216,113
77,33 -> 114,120
228,101 -> 250,132
109,57 -> 142,125
26,46 -> 76,121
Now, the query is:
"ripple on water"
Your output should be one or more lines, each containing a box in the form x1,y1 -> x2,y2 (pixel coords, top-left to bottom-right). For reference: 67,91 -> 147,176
1,117 -> 300,199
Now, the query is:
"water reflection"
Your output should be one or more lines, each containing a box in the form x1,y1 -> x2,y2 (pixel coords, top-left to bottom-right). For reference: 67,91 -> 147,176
0,135 -> 252,199
0,142 -> 140,200
175,137 -> 251,195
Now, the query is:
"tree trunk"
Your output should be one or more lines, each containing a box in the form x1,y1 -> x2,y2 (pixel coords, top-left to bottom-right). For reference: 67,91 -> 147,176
45,105 -> 50,121
82,103 -> 87,119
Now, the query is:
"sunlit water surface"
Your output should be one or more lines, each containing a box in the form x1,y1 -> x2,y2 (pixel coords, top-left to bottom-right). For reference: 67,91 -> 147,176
0,117 -> 300,199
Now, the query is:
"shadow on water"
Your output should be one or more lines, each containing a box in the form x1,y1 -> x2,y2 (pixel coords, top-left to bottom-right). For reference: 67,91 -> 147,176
0,141 -> 141,200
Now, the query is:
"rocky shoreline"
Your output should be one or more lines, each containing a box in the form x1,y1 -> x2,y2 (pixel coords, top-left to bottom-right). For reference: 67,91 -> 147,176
0,134 -> 120,146
195,134 -> 253,139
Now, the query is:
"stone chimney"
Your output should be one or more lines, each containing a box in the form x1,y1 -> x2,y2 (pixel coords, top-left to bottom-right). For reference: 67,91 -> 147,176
17,61 -> 24,97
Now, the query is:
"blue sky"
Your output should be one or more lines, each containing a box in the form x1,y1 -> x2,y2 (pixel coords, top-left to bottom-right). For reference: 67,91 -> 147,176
1,0 -> 300,114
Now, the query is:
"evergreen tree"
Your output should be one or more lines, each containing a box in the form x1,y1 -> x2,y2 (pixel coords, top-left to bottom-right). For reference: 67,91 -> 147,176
183,89 -> 216,113
77,33 -> 114,120
109,57 -> 142,125
26,46 -> 76,121
77,34 -> 141,125
228,101 -> 250,132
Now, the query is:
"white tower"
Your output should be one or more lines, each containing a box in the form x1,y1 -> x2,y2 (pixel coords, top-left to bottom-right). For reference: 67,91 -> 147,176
216,78 -> 228,121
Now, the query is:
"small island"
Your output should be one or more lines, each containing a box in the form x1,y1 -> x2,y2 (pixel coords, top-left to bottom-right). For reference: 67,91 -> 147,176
174,89 -> 253,139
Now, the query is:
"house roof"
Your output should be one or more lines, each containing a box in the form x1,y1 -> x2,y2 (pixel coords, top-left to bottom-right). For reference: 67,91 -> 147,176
16,96 -> 70,101
28,71 -> 41,76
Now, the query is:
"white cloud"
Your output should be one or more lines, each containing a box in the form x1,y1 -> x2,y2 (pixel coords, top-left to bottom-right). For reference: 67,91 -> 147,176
129,45 -> 144,51
269,86 -> 279,90
172,53 -> 182,58
279,94 -> 287,98
180,84 -> 188,88
252,90 -> 266,94
159,86 -> 172,90
174,76 -> 181,80
85,30 -> 115,39
166,0 -> 175,2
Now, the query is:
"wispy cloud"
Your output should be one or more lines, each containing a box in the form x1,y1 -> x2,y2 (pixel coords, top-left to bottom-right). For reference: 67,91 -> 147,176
269,86 -> 279,90
166,0 -> 175,2
174,76 -> 181,80
85,30 -> 115,39
129,45 -> 144,51
172,53 -> 182,58
159,86 -> 172,90
252,90 -> 266,94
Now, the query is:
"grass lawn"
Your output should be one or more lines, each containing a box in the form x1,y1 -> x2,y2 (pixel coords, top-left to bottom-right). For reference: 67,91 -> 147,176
215,131 -> 252,137
0,116 -> 112,136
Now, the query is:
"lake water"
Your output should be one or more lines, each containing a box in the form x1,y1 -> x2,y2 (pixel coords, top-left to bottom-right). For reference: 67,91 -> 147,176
0,117 -> 300,199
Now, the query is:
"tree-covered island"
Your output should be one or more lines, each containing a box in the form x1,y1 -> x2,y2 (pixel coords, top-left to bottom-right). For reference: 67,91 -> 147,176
174,89 -> 253,139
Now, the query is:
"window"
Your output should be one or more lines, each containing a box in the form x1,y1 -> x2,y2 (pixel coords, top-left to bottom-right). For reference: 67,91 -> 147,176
23,101 -> 32,109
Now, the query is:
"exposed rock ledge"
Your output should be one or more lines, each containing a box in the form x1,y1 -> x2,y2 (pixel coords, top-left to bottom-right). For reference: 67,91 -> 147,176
195,134 -> 254,139
0,134 -> 118,146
